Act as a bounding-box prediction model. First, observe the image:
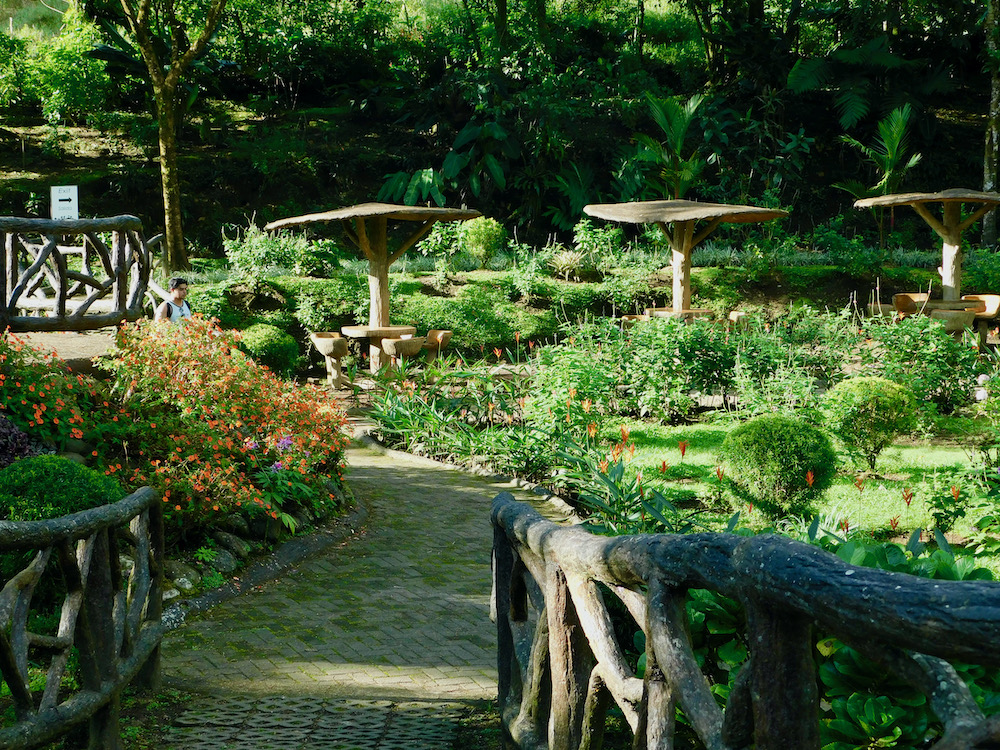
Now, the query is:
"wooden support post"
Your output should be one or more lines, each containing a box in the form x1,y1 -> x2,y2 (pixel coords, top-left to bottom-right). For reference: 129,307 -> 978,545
546,564 -> 590,750
745,597 -> 818,749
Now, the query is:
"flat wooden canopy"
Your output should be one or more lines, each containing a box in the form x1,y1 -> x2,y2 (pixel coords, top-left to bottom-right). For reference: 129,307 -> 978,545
583,200 -> 788,225
854,189 -> 1000,210
264,202 -> 481,232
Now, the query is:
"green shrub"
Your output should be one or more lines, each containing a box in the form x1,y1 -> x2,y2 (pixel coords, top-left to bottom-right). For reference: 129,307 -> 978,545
719,414 -> 837,518
0,33 -> 28,107
277,276 -> 368,332
525,342 -> 620,436
824,376 -> 916,471
393,284 -> 558,351
238,324 -> 299,375
861,315 -> 980,416
223,224 -> 339,280
187,282 -> 251,329
0,455 -> 124,521
459,217 -> 507,269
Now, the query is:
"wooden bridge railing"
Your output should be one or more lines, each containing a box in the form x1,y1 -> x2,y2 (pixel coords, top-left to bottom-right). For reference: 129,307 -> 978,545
0,216 -> 153,332
0,488 -> 164,750
491,493 -> 1000,749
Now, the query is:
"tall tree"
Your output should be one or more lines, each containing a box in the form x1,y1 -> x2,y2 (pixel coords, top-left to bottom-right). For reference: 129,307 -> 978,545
986,0 -> 999,245
118,0 -> 227,271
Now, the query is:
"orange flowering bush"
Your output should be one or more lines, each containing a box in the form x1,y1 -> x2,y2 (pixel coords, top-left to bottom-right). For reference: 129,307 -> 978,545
99,316 -> 349,535
0,332 -> 110,449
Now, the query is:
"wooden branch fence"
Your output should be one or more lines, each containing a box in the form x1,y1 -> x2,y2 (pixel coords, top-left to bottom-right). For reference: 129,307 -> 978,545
0,216 -> 154,332
492,493 -> 1000,749
0,488 -> 164,750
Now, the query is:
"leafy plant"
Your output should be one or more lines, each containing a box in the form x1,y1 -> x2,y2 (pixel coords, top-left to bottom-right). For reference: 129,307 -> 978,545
0,455 -> 123,521
0,414 -> 37,469
459,217 -> 507,269
862,315 -> 980,417
824,377 -> 916,471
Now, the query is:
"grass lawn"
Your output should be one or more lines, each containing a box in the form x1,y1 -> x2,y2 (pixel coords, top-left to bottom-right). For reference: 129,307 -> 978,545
596,416 -> 988,558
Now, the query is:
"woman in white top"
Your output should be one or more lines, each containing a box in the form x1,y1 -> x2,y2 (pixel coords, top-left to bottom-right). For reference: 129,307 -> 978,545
154,277 -> 192,323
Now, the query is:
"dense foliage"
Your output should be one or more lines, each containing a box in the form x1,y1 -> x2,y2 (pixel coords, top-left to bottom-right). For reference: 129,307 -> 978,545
720,414 -> 837,518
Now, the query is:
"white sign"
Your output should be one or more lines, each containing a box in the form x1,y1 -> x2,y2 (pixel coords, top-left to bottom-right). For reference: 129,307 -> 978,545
50,185 -> 79,220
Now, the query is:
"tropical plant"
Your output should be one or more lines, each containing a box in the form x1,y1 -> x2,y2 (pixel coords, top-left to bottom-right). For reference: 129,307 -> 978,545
634,93 -> 705,199
834,103 -> 922,200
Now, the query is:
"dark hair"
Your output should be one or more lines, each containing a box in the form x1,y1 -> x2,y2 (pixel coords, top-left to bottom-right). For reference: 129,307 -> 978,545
169,277 -> 188,290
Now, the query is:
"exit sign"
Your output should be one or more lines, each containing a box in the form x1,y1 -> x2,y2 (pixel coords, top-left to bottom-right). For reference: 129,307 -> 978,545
50,185 -> 79,220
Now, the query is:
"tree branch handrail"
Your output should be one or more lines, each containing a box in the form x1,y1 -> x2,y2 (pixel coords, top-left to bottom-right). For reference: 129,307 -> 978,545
0,487 -> 164,750
492,493 -> 1000,749
0,216 -> 152,332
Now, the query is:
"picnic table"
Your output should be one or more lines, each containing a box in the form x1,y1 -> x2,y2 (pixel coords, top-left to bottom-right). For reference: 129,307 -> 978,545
341,324 -> 417,370
266,203 -> 480,370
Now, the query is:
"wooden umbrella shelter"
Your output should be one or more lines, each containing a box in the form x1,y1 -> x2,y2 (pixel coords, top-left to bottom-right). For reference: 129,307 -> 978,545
584,200 -> 788,312
854,189 -> 1000,301
265,202 -> 480,369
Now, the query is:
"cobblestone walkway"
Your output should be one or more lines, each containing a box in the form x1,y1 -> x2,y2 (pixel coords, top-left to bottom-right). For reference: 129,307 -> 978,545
159,444 -> 561,749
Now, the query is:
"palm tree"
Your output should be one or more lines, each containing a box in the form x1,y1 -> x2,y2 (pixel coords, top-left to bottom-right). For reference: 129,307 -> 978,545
635,93 -> 705,199
834,103 -> 923,246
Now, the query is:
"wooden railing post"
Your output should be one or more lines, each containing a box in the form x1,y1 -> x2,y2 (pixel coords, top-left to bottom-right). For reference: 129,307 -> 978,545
744,596 -> 819,749
546,563 -> 590,750
494,523 -> 516,721
81,528 -> 122,750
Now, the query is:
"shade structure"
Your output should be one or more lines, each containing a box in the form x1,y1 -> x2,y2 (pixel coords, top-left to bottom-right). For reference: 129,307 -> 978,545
265,202 -> 481,369
584,200 -> 788,312
854,189 -> 1000,300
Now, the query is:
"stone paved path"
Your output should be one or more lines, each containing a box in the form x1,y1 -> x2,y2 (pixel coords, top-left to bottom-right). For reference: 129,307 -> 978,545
158,444 -> 563,749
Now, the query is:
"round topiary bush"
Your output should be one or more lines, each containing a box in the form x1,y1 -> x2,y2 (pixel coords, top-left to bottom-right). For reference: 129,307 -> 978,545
0,455 -> 125,521
238,323 -> 299,376
719,414 -> 837,519
823,376 -> 916,472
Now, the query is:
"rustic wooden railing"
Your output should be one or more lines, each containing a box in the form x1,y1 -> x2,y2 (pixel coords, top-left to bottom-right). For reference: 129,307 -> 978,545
0,216 -> 153,332
0,487 -> 164,750
492,493 -> 1000,750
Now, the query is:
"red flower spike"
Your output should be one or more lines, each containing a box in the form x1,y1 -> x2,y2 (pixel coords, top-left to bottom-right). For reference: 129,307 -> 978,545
805,469 -> 815,488
951,485 -> 961,501
678,440 -> 689,459
660,460 -> 668,474
716,466 -> 724,482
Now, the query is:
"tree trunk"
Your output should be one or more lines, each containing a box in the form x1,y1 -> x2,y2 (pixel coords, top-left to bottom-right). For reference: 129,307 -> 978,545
633,0 -> 644,61
155,92 -> 189,272
985,0 -> 999,246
